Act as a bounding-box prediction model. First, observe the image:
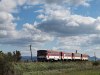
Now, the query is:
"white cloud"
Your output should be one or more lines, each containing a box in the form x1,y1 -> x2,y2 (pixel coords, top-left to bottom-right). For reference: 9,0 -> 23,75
0,0 -> 91,13
36,4 -> 100,37
1,0 -> 100,58
56,36 -> 89,49
94,17 -> 100,30
0,22 -> 54,47
0,11 -> 17,38
0,0 -> 17,12
21,23 -> 54,42
0,0 -> 28,12
16,0 -> 27,6
34,1 -> 100,57
37,14 -> 46,19
38,0 -> 90,7
67,0 -> 90,7
37,15 -> 99,36
0,12 -> 14,24
0,30 -> 7,38
70,15 -> 95,25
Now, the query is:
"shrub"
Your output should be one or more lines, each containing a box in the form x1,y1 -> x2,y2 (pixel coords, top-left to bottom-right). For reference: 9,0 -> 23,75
92,61 -> 99,66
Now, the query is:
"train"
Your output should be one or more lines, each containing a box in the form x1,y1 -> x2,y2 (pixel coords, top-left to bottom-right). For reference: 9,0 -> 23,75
37,50 -> 88,61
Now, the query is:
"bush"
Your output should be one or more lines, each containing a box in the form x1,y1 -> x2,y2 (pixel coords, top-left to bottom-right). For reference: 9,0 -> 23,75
0,50 -> 22,75
92,61 -> 99,66
0,51 -> 14,75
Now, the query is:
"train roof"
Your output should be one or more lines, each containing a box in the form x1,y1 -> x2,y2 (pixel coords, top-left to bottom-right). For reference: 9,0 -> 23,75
37,50 -> 59,52
37,50 -> 47,51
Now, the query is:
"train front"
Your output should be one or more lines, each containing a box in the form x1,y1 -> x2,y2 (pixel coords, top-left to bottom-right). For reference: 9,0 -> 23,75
37,50 -> 48,61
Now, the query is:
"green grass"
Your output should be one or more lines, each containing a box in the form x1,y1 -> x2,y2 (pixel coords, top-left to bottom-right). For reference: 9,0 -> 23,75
13,61 -> 100,75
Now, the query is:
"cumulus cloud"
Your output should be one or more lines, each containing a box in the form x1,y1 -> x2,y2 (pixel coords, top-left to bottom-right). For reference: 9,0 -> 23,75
36,0 -> 90,7
34,1 -> 100,58
0,0 -> 28,12
0,22 -> 54,46
37,14 -> 46,19
37,15 -> 100,36
51,35 -> 90,51
0,0 -> 54,47
0,12 -> 14,24
0,11 -> 17,38
35,3 -> 98,37
21,23 -> 53,43
87,34 -> 100,45
67,0 -> 90,7
0,0 -> 91,13
51,35 -> 100,57
0,0 -> 17,12
1,0 -> 100,57
35,2 -> 100,37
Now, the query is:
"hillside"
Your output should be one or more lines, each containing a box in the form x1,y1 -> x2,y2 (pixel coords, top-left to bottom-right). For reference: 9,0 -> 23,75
88,56 -> 100,61
21,56 -> 37,61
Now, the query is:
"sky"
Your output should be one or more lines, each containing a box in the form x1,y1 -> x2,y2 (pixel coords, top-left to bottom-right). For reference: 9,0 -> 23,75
0,0 -> 100,57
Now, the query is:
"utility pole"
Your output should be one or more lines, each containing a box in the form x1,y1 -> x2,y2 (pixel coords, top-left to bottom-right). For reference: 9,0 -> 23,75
30,45 -> 33,62
94,52 -> 96,62
76,50 -> 77,53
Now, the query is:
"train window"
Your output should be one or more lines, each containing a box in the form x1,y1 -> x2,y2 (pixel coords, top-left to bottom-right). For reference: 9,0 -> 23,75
37,50 -> 47,56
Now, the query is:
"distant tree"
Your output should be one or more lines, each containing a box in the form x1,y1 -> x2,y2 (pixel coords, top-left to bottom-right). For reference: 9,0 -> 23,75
6,52 -> 13,62
13,50 -> 21,62
16,50 -> 21,62
0,51 -> 3,54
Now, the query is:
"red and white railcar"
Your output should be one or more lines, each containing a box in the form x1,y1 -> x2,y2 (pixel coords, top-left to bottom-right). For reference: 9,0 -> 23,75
72,53 -> 82,60
61,52 -> 72,60
37,50 -> 61,61
82,54 -> 88,60
46,50 -> 61,60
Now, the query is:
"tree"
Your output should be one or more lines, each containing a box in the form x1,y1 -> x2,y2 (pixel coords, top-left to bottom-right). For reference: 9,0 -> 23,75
0,51 -> 22,75
0,51 -> 5,75
6,52 -> 13,62
13,50 -> 21,62
0,51 -> 13,75
0,50 -> 22,75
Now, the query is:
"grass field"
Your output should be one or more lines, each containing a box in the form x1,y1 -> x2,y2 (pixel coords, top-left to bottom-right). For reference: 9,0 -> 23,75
14,61 -> 100,75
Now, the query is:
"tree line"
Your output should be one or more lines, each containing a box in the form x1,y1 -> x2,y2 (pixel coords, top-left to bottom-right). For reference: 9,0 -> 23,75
0,50 -> 21,75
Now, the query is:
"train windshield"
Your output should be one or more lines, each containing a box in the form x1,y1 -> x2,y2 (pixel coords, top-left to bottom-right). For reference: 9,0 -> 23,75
37,50 -> 47,56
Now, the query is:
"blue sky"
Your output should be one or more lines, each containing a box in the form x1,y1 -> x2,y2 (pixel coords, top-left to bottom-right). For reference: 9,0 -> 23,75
72,0 -> 100,18
0,0 -> 100,57
13,4 -> 42,29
